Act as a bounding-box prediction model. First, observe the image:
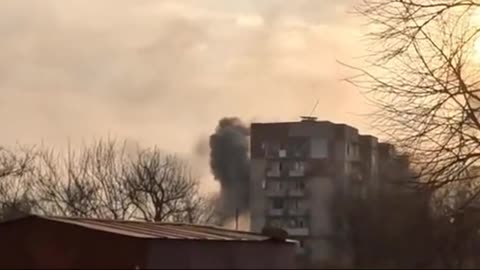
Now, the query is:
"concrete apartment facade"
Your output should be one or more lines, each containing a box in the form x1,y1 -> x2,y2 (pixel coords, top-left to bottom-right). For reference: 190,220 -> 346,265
249,117 -> 401,267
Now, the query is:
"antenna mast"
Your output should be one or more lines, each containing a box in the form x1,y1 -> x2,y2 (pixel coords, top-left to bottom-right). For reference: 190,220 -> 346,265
300,99 -> 319,122
309,99 -> 319,117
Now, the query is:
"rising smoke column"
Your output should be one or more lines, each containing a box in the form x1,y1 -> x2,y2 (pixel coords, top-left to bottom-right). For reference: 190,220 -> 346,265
209,117 -> 250,221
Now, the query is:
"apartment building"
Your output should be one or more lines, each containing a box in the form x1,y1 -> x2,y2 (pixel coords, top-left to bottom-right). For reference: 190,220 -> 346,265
249,117 -> 398,267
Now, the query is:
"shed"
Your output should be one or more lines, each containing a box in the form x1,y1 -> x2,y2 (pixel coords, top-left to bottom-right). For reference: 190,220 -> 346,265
0,215 -> 296,269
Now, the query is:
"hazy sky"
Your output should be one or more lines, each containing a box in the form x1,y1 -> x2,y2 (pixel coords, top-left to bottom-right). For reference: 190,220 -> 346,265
0,0 -> 369,187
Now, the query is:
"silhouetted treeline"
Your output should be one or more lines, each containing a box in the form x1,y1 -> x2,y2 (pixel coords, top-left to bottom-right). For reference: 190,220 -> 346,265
0,139 -> 217,224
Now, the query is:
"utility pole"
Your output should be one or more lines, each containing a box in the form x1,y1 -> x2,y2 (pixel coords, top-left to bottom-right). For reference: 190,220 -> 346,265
235,208 -> 239,230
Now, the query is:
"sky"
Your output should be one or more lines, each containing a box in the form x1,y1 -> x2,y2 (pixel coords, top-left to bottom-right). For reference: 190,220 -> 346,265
0,0 -> 369,190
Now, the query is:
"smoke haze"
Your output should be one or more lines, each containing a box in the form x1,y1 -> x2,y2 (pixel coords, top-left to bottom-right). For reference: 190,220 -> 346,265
0,0 -> 369,191
209,117 -> 250,221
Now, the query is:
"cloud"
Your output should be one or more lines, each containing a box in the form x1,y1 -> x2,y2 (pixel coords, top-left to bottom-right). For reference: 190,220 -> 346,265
0,0 -> 369,158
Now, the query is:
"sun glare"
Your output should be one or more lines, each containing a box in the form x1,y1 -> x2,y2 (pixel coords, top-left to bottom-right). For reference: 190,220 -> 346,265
471,8 -> 480,63
474,38 -> 480,63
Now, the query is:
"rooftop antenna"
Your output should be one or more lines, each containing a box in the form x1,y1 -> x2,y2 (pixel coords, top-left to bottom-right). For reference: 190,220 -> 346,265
309,99 -> 319,117
300,99 -> 319,122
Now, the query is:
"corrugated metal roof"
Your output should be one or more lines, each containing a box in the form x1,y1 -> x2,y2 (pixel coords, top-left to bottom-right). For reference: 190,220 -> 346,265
5,215 -> 288,242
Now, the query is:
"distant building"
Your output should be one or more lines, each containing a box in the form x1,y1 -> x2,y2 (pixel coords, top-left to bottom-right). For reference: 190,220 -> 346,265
249,117 -> 412,268
0,215 -> 297,269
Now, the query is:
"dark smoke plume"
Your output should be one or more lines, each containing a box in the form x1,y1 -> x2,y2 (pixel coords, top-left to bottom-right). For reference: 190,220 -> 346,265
209,117 -> 250,221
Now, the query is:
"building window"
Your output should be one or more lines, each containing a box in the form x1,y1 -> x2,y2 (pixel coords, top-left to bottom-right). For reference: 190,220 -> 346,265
270,161 -> 280,171
293,144 -> 304,157
291,199 -> 305,209
345,162 -> 351,174
311,138 -> 328,158
272,198 -> 284,209
293,161 -> 305,171
266,142 -> 280,157
266,161 -> 281,177
267,180 -> 283,191
300,182 -> 305,189
292,199 -> 299,209
299,240 -> 305,248
298,219 -> 305,228
295,181 -> 305,190
268,218 -> 283,227
289,218 -> 296,227
289,161 -> 305,177
261,142 -> 266,150
290,217 -> 306,228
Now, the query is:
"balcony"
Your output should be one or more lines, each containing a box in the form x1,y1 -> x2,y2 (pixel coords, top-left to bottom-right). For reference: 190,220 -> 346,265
266,189 -> 287,197
285,228 -> 310,236
268,209 -> 284,216
288,208 -> 309,216
266,170 -> 281,177
288,189 -> 306,197
266,148 -> 287,158
289,170 -> 305,177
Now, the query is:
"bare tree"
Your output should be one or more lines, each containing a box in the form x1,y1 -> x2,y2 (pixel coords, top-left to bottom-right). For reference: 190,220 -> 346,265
0,146 -> 37,220
0,174 -> 35,220
0,146 -> 35,180
125,148 -> 209,223
32,147 -> 100,217
347,0 -> 480,212
344,1 -> 480,268
0,139 -> 215,224
171,193 -> 219,225
70,140 -> 135,220
27,140 -> 214,224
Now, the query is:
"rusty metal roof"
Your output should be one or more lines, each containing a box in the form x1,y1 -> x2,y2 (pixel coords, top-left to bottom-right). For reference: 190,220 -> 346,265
3,215 -> 289,242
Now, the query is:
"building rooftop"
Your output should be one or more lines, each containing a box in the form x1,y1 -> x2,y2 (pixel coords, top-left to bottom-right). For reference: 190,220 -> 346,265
250,119 -> 334,126
1,214 -> 295,242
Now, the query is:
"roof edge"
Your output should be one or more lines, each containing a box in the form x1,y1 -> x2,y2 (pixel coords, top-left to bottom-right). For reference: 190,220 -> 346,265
0,214 -> 297,243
